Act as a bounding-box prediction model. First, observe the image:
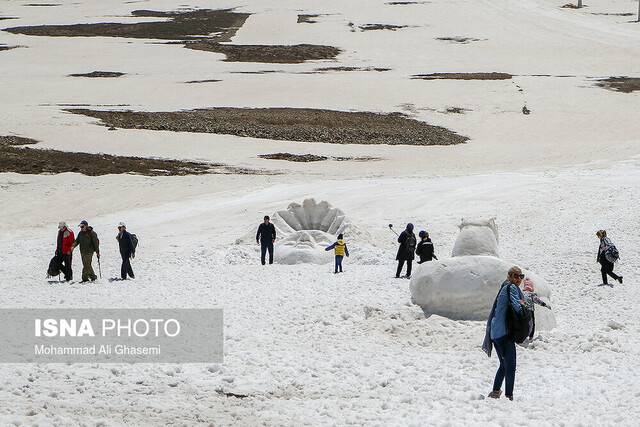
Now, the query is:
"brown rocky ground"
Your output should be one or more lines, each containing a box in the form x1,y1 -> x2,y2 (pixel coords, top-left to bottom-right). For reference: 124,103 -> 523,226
595,77 -> 640,93
68,71 -> 125,78
5,9 -> 250,41
0,135 -> 263,176
182,42 -> 341,63
259,153 -> 381,162
68,107 -> 468,146
412,72 -> 512,80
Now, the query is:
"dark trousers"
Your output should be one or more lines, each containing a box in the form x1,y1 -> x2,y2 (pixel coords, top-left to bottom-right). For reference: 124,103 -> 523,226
61,253 -> 73,281
396,259 -> 412,277
121,253 -> 134,279
261,241 -> 274,265
600,260 -> 620,284
334,255 -> 343,273
492,336 -> 517,397
80,252 -> 97,282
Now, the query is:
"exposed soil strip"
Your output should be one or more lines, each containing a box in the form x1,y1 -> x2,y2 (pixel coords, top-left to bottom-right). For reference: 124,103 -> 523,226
5,9 -> 250,41
297,14 -> 320,23
359,24 -> 408,31
23,3 -> 61,6
68,71 -> 125,78
386,1 -> 429,4
312,66 -> 390,73
590,12 -> 634,16
184,79 -> 221,84
412,72 -> 512,80
442,107 -> 470,114
436,36 -> 483,44
0,135 -> 262,176
595,77 -> 640,93
183,42 -> 341,63
67,107 -> 469,146
259,153 -> 381,162
0,44 -> 21,51
0,16 -> 18,20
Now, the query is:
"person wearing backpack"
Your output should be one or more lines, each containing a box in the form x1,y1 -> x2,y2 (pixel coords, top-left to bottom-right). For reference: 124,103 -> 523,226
482,266 -> 527,401
596,230 -> 622,285
395,223 -> 416,279
116,222 -> 135,280
72,220 -> 100,282
415,230 -> 437,264
325,233 -> 349,273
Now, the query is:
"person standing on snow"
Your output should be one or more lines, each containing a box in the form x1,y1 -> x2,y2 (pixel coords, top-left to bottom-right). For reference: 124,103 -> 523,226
415,230 -> 437,264
116,222 -> 135,280
395,223 -> 416,279
56,221 -> 75,281
73,220 -> 100,282
596,230 -> 622,285
325,233 -> 349,274
482,266 -> 526,401
256,215 -> 276,265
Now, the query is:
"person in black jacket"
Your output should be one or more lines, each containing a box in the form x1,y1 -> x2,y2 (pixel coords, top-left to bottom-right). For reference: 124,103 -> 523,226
416,230 -> 437,264
395,223 -> 416,278
256,216 -> 277,265
116,222 -> 135,280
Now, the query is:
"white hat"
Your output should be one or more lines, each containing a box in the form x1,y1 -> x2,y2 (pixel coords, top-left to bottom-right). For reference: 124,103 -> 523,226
58,221 -> 67,229
118,222 -> 126,227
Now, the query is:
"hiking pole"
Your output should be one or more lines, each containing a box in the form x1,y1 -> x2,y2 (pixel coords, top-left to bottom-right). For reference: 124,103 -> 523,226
388,224 -> 399,237
98,257 -> 102,279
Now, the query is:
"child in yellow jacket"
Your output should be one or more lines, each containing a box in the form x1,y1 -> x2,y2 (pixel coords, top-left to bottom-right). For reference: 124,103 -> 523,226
325,233 -> 349,273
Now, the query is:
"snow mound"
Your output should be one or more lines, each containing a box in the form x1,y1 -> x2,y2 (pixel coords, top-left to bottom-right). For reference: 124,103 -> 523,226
451,217 -> 499,257
410,256 -> 555,329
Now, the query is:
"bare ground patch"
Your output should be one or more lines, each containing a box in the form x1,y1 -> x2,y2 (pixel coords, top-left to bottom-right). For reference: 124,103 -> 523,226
23,3 -> 61,6
359,24 -> 409,31
442,107 -> 470,114
386,1 -> 429,4
0,135 -> 262,176
312,66 -> 390,73
297,14 -> 320,24
5,9 -> 250,41
183,42 -> 341,63
68,71 -> 125,78
0,44 -> 21,51
436,36 -> 484,44
412,72 -> 512,80
67,108 -> 469,146
184,79 -> 221,84
595,77 -> 640,93
259,153 -> 382,162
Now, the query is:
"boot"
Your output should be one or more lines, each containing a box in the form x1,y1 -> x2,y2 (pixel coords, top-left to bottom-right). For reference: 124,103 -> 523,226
488,389 -> 502,399
618,276 -> 623,284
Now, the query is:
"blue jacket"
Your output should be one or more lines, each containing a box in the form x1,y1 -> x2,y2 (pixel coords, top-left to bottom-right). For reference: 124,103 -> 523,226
482,280 -> 524,356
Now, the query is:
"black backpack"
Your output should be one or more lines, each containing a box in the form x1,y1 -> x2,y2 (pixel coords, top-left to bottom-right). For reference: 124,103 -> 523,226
47,255 -> 62,277
406,234 -> 417,252
506,284 -> 531,343
131,233 -> 139,251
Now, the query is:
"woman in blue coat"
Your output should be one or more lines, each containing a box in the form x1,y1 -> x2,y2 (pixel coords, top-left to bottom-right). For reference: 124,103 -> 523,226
482,266 -> 526,400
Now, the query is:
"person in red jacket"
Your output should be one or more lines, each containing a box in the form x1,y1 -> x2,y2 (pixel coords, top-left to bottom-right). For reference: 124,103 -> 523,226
56,221 -> 75,281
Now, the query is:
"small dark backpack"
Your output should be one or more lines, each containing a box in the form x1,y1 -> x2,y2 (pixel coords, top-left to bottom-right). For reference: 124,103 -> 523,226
131,234 -> 139,251
406,234 -> 417,252
506,284 -> 531,344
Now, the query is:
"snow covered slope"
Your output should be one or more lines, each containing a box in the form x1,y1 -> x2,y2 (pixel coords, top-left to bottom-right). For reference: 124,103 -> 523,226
1,0 -> 640,425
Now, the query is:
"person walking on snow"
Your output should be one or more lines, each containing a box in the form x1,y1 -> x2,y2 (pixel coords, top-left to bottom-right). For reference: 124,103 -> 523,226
415,230 -> 437,264
116,222 -> 135,280
522,278 -> 551,340
482,266 -> 526,401
325,233 -> 349,273
73,220 -> 100,282
596,230 -> 622,285
56,221 -> 75,281
256,215 -> 276,265
395,223 -> 416,279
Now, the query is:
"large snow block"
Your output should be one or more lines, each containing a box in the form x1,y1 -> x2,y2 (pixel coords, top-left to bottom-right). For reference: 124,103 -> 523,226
410,256 -> 555,329
452,218 -> 499,257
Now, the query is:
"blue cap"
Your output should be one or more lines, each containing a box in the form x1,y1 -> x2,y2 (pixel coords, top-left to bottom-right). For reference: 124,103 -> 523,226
79,220 -> 88,226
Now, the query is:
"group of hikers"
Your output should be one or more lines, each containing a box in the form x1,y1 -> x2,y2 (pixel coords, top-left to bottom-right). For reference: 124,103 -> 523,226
49,220 -> 136,282
482,229 -> 622,401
